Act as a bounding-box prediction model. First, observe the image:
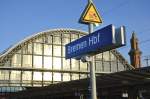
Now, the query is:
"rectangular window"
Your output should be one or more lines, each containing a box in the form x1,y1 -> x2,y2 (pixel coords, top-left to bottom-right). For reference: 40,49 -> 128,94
53,73 -> 61,81
22,55 -> 32,67
33,56 -> 42,68
33,72 -> 42,81
80,61 -> 87,71
110,53 -> 116,61
71,59 -> 79,71
62,33 -> 70,38
53,36 -> 61,44
71,34 -> 78,41
4,60 -> 11,67
96,53 -> 102,60
111,61 -> 117,72
62,38 -> 70,45
62,46 -> 65,57
53,45 -> 61,56
53,57 -> 61,70
80,74 -> 87,79
44,44 -> 52,55
22,43 -> 32,54
34,43 -> 42,55
43,72 -> 52,81
71,74 -> 79,80
63,73 -> 70,81
44,35 -> 52,44
96,61 -> 103,72
10,71 -> 21,83
44,56 -> 52,69
0,70 -> 9,80
63,58 -> 70,70
22,71 -> 32,83
11,54 -> 21,67
103,51 -> 110,61
118,62 -> 125,71
103,61 -> 111,72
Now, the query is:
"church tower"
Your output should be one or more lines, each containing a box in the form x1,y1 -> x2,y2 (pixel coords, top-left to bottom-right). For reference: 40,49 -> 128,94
128,32 -> 142,68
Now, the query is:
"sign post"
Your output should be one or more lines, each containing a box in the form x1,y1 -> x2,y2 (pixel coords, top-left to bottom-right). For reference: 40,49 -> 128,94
65,1 -> 126,99
79,0 -> 103,98
88,23 -> 97,99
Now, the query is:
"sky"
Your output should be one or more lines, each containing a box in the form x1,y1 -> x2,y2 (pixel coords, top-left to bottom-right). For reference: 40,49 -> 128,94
0,0 -> 150,66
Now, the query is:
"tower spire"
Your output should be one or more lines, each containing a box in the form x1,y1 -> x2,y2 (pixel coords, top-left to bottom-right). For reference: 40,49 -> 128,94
88,0 -> 93,3
128,32 -> 142,68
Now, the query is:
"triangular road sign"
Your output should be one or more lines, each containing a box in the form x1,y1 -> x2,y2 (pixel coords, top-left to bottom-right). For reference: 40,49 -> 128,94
79,3 -> 102,24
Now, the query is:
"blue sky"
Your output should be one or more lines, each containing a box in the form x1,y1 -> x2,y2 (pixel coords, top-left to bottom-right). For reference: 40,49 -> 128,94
0,0 -> 150,66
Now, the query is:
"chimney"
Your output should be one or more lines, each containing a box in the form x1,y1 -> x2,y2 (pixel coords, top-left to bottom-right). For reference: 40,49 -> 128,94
128,32 -> 142,68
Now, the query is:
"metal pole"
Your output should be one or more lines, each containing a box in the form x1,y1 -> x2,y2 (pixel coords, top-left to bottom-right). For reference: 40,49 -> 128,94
88,23 -> 97,99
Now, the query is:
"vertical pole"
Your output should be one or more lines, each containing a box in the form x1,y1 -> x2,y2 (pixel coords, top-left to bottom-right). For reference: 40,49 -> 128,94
89,23 -> 97,99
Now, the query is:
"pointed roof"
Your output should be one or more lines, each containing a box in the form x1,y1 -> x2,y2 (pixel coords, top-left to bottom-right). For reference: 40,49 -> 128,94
131,31 -> 137,40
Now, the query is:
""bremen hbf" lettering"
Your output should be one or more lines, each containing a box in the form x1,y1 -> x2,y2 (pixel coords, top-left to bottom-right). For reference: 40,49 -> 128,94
67,33 -> 101,54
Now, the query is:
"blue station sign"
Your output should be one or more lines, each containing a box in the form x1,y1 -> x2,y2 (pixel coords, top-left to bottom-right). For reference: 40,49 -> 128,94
65,24 -> 126,59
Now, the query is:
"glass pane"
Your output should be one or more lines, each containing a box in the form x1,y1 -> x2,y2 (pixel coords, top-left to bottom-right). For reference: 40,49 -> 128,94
53,45 -> 61,56
71,59 -> 79,71
53,57 -> 61,70
44,56 -> 52,69
44,44 -> 52,55
71,34 -> 78,39
103,51 -> 110,61
62,33 -> 70,38
34,43 -> 42,55
33,56 -> 42,68
22,71 -> 32,83
63,58 -> 70,70
96,61 -> 103,72
71,34 -> 78,41
110,52 -> 116,61
0,70 -> 9,80
22,55 -> 32,67
22,43 -> 32,54
72,74 -> 79,80
111,61 -> 117,72
33,72 -> 42,81
22,45 -> 28,54
28,43 -> 32,54
62,37 -> 70,45
53,36 -> 61,44
43,72 -> 52,81
53,73 -> 61,81
96,53 -> 102,60
63,73 -> 70,81
10,71 -> 21,83
11,54 -> 21,67
80,61 -> 87,71
118,62 -> 125,71
103,62 -> 111,72
62,46 -> 65,57
4,60 -> 11,67
80,74 -> 87,79
44,35 -> 52,44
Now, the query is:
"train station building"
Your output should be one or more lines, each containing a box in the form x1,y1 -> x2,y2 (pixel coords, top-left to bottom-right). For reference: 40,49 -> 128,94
0,29 -> 148,99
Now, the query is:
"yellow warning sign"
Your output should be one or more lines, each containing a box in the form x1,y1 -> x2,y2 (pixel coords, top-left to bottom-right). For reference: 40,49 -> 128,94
80,3 -> 102,24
